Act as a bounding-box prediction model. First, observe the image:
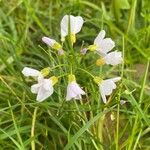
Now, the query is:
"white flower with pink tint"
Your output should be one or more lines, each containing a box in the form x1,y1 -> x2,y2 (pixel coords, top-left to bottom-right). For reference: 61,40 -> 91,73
87,30 -> 115,55
31,76 -> 58,102
94,76 -> 121,103
42,37 -> 64,55
66,74 -> 85,101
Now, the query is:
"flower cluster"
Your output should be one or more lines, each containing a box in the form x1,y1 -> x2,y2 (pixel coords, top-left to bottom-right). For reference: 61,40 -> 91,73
22,15 -> 123,103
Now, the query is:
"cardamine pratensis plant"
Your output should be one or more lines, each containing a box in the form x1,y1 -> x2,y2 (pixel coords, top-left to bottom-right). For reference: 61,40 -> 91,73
22,15 -> 123,103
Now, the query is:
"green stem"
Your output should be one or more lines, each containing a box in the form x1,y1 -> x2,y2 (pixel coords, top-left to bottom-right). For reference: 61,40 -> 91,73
78,68 -> 95,78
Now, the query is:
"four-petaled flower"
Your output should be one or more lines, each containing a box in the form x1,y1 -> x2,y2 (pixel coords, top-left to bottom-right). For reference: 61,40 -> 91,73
88,30 -> 115,55
86,30 -> 122,66
60,15 -> 84,43
95,77 -> 121,103
22,67 -> 57,102
66,74 -> 85,101
31,76 -> 58,102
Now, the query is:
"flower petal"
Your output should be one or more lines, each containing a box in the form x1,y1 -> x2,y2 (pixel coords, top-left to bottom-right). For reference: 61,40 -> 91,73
42,37 -> 56,47
43,79 -> 53,91
111,77 -> 121,82
61,15 -> 69,37
97,38 -> 115,54
60,15 -> 83,38
31,83 -> 40,94
100,80 -> 117,95
22,67 -> 40,77
104,51 -> 123,66
94,30 -> 106,45
66,83 -> 77,101
36,83 -> 54,102
66,81 -> 85,101
73,16 -> 84,34
99,85 -> 107,103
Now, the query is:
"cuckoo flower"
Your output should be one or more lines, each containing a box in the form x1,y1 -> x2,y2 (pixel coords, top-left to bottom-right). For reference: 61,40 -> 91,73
96,51 -> 123,66
94,76 -> 121,103
60,15 -> 84,44
42,37 -> 64,55
31,76 -> 58,102
66,74 -> 85,101
87,30 -> 115,55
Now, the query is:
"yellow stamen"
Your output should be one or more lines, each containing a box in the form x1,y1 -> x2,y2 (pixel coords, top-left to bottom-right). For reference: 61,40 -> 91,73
41,67 -> 51,77
93,76 -> 103,85
70,33 -> 76,44
96,58 -> 105,66
50,76 -> 58,85
68,74 -> 76,83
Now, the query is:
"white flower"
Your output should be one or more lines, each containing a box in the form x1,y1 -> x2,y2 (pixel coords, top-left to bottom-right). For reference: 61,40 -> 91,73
103,51 -> 122,65
22,67 -> 57,102
60,15 -> 84,42
22,67 -> 42,79
97,77 -> 121,103
31,76 -> 58,102
31,77 -> 54,102
66,81 -> 85,101
42,37 -> 64,55
94,30 -> 115,55
66,74 -> 85,101
96,51 -> 123,66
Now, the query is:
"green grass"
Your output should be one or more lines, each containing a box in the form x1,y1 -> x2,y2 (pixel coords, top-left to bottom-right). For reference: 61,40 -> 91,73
0,0 -> 150,149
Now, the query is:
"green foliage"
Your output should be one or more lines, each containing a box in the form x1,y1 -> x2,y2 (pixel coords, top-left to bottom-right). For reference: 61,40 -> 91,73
0,0 -> 150,149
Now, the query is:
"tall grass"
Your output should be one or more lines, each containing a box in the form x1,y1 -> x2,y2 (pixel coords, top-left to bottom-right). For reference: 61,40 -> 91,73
0,0 -> 150,149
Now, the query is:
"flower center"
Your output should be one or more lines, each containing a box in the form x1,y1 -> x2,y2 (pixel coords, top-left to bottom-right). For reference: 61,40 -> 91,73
70,33 -> 76,44
96,58 -> 105,66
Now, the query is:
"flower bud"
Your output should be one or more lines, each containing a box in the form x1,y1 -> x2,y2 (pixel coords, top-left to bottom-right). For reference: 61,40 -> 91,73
96,58 -> 105,66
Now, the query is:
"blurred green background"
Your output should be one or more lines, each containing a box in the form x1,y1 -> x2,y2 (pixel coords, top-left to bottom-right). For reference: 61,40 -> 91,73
0,0 -> 150,149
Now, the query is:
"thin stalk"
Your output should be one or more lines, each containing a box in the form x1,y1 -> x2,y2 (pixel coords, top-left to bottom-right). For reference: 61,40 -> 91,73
31,107 -> 38,150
